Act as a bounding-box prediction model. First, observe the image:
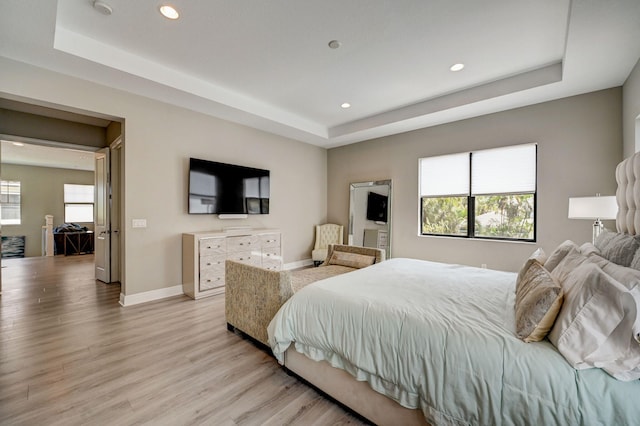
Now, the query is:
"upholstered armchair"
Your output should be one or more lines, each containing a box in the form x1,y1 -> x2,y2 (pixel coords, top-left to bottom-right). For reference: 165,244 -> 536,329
312,223 -> 343,266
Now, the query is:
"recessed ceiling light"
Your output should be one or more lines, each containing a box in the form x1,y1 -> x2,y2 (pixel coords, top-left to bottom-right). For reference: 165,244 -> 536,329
450,63 -> 465,72
12,142 -> 24,147
328,40 -> 342,49
160,5 -> 179,20
93,1 -> 113,16
341,102 -> 351,109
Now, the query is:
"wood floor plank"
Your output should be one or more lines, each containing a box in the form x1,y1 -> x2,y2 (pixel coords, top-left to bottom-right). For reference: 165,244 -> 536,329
0,255 -> 370,425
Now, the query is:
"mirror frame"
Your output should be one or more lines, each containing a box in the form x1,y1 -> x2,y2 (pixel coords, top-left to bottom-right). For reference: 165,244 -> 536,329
348,179 -> 392,258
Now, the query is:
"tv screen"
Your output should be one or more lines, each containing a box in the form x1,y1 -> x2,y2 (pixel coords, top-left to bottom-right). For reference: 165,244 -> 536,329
366,191 -> 388,223
188,158 -> 270,215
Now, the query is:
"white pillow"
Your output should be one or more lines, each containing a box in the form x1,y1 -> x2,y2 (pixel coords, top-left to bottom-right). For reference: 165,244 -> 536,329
588,254 -> 640,291
578,242 -> 600,257
586,285 -> 640,381
549,246 -> 591,293
544,240 -> 578,273
548,263 -> 640,380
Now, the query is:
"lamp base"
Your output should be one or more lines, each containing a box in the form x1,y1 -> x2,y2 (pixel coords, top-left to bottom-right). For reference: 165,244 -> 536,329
592,219 -> 604,245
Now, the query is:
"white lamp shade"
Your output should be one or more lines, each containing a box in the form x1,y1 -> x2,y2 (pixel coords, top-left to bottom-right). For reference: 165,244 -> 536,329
568,196 -> 617,220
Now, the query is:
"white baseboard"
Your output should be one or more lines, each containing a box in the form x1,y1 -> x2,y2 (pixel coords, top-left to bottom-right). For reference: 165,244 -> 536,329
119,260 -> 312,306
119,284 -> 184,307
283,258 -> 314,270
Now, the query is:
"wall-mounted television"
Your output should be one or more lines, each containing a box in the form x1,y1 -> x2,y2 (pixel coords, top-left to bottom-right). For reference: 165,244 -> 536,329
188,157 -> 270,215
366,191 -> 388,223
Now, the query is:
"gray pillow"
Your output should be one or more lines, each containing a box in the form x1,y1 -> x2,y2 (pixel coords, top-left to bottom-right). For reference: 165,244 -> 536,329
596,230 -> 640,267
594,228 -> 617,252
630,248 -> 640,271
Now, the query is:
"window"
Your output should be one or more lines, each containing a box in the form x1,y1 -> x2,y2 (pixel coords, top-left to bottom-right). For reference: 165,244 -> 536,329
0,180 -> 21,225
64,184 -> 94,223
419,143 -> 536,241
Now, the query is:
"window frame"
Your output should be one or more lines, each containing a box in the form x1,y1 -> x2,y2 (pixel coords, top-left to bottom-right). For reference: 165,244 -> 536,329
419,144 -> 537,242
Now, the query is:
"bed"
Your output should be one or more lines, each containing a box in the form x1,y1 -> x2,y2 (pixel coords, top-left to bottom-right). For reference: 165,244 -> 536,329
267,153 -> 640,425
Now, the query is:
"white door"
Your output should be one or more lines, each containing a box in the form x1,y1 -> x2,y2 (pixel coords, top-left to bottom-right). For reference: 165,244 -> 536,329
95,148 -> 110,282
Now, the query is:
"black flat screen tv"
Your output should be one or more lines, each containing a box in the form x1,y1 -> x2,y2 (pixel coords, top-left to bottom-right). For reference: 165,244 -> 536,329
188,157 -> 270,215
366,191 -> 388,223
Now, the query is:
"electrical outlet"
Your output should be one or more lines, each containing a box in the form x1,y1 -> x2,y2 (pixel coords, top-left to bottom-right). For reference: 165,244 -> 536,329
132,219 -> 147,228
481,263 -> 487,269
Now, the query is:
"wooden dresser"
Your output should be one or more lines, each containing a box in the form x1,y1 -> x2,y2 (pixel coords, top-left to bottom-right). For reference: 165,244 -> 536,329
182,228 -> 282,299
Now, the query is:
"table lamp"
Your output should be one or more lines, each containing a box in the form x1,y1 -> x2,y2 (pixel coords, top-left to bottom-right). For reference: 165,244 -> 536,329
568,195 -> 618,244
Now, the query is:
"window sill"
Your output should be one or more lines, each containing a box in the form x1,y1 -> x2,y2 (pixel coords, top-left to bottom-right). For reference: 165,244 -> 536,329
417,233 -> 536,244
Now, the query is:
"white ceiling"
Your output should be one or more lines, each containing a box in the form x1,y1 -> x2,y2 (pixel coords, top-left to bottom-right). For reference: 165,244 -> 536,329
1,0 -> 640,148
1,140 -> 95,172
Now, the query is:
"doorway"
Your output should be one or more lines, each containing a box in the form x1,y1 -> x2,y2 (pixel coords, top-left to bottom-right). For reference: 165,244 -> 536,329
0,98 -> 123,293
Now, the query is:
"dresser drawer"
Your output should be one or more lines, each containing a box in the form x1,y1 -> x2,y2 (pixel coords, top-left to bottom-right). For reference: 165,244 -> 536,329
199,271 -> 224,291
200,254 -> 225,273
260,233 -> 281,248
262,248 -> 282,263
199,237 -> 226,256
227,250 -> 261,266
262,259 -> 282,271
226,235 -> 260,253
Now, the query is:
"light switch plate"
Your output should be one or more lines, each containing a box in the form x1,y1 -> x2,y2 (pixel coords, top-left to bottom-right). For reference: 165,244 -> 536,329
132,219 -> 147,228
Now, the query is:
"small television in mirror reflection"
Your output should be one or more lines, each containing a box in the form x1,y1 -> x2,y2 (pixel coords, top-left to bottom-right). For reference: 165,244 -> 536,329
188,158 -> 270,215
366,191 -> 388,223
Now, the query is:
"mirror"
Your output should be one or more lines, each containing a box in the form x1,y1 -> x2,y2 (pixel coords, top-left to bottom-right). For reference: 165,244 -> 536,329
349,180 -> 392,258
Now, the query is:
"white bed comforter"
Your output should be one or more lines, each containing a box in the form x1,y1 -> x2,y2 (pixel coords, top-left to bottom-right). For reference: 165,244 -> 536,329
268,258 -> 640,425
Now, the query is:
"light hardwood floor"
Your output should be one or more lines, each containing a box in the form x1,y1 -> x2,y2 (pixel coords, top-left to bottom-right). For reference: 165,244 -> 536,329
0,255 -> 369,425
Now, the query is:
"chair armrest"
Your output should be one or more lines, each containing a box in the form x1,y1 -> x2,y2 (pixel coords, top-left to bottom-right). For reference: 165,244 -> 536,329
225,260 -> 294,345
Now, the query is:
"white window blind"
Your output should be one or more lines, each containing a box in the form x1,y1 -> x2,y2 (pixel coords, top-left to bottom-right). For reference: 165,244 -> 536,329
65,205 -> 93,223
64,184 -> 94,223
64,184 -> 94,202
471,144 -> 536,195
0,180 -> 21,225
419,153 -> 469,197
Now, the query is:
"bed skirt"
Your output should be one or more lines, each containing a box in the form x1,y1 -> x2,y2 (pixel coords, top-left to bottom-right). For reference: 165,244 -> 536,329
284,347 -> 427,426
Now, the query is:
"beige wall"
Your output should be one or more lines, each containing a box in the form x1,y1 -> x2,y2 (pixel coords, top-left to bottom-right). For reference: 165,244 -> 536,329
623,58 -> 640,157
0,163 -> 94,257
328,88 -> 622,272
0,57 -> 327,296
